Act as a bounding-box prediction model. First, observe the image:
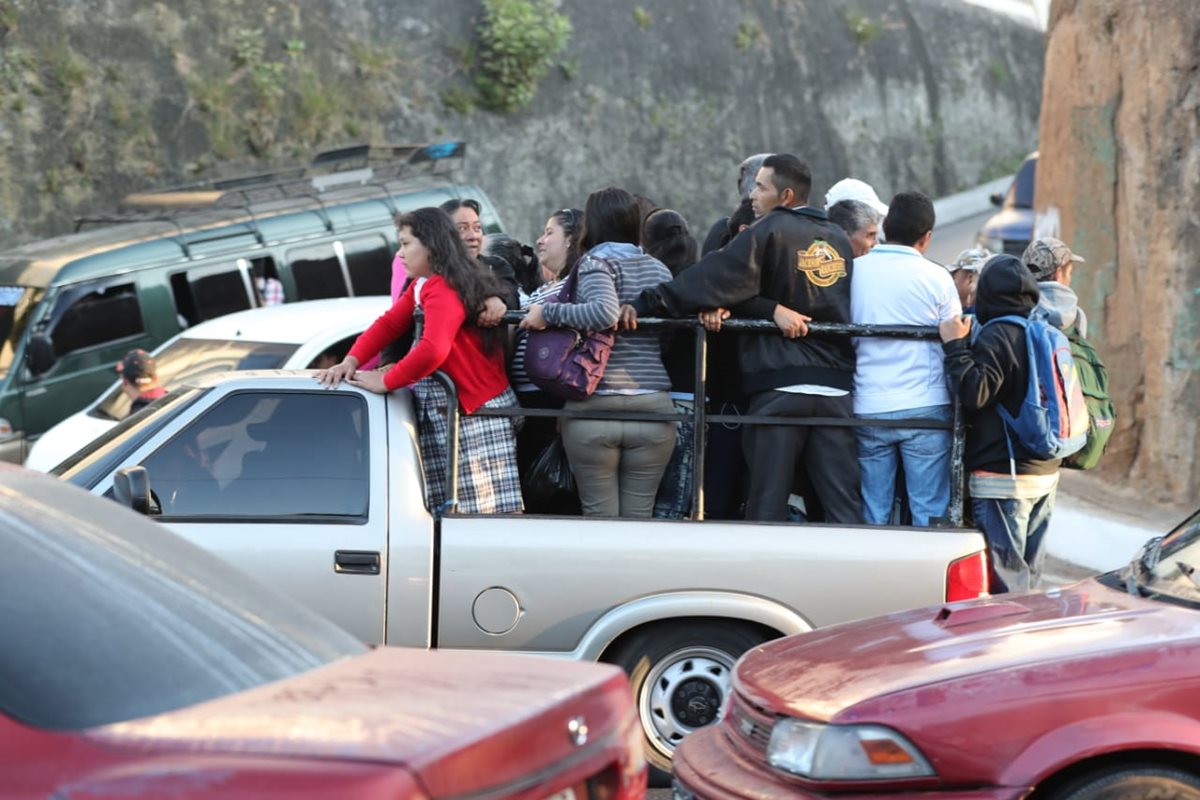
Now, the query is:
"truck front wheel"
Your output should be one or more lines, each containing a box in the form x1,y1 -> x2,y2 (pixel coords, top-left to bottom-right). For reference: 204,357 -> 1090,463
607,621 -> 771,784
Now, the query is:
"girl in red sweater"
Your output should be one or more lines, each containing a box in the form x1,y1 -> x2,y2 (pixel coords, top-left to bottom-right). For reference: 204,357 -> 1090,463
316,207 -> 522,514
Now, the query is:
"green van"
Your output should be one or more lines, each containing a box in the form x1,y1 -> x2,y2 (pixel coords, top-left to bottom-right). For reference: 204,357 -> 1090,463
0,142 -> 502,462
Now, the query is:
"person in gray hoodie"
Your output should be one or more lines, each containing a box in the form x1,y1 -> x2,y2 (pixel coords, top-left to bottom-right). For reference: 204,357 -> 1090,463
1022,237 -> 1087,336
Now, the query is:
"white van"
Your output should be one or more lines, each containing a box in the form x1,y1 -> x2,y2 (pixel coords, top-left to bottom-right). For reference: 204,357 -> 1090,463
25,296 -> 389,471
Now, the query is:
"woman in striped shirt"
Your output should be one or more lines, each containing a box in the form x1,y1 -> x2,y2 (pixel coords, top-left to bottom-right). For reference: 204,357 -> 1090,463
520,188 -> 676,518
509,208 -> 584,512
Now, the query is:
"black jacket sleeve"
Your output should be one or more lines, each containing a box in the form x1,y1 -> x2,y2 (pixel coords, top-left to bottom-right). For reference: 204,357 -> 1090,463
633,225 -> 767,318
943,326 -> 1018,411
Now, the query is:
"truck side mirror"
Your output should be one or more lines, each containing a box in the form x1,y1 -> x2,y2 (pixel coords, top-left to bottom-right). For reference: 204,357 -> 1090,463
989,192 -> 1004,207
114,466 -> 156,516
25,333 -> 56,376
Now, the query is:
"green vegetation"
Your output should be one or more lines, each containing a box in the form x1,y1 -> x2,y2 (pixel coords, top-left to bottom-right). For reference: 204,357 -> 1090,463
45,46 -> 87,100
0,0 -> 20,36
735,18 -> 764,51
472,0 -> 571,113
844,9 -> 882,45
987,60 -> 1009,83
633,6 -> 652,29
441,85 -> 476,114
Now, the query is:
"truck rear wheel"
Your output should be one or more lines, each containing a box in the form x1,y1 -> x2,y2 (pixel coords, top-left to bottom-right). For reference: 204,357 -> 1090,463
607,621 -> 770,785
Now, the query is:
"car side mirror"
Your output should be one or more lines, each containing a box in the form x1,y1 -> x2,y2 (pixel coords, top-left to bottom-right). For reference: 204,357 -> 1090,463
989,192 -> 1004,207
114,466 -> 156,516
25,333 -> 56,376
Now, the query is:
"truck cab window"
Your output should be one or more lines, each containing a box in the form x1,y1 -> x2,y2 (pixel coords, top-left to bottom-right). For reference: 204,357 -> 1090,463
50,282 -> 143,357
142,391 -> 368,519
289,244 -> 349,300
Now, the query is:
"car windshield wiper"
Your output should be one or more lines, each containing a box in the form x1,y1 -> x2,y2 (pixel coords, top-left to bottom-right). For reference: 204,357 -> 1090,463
1125,536 -> 1164,596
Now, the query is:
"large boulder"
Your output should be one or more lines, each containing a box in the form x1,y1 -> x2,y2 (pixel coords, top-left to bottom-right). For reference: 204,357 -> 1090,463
1036,0 -> 1199,507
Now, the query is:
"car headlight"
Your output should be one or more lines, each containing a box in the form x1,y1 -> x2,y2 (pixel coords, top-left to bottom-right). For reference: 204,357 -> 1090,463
766,719 -> 934,780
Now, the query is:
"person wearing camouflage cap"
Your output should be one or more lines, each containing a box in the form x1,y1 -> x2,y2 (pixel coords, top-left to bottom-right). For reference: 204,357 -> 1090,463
945,246 -> 993,312
1023,237 -> 1088,336
116,348 -> 166,416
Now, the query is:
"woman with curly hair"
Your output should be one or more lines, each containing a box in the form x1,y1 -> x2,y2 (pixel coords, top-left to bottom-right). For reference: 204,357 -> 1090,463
317,207 -> 522,514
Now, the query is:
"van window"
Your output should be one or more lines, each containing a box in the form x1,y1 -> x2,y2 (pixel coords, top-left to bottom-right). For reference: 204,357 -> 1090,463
289,244 -> 349,300
170,263 -> 254,326
248,256 -> 284,307
142,391 -> 368,519
343,235 -> 392,296
0,285 -> 41,378
51,282 -> 143,357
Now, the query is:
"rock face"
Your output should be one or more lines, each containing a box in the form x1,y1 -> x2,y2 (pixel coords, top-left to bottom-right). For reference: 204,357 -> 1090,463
1036,0 -> 1199,507
0,0 -> 1042,246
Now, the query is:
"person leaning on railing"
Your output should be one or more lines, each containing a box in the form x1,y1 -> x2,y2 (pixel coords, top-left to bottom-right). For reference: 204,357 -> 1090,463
316,207 -> 523,515
508,207 -> 584,514
628,154 -> 864,524
520,187 -> 676,519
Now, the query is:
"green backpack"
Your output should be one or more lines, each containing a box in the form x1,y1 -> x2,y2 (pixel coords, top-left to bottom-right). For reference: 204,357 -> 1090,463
1063,330 -> 1116,470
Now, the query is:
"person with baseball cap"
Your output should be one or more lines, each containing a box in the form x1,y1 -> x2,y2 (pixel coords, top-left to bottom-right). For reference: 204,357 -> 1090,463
1023,237 -> 1088,336
117,349 -> 166,415
945,246 -> 993,313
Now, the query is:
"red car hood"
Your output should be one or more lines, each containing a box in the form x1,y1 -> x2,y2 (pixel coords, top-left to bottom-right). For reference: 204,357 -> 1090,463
736,577 -> 1191,721
87,647 -> 631,797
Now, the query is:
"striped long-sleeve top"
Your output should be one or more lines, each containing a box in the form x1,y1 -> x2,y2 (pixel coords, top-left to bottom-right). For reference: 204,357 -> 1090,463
541,242 -> 672,394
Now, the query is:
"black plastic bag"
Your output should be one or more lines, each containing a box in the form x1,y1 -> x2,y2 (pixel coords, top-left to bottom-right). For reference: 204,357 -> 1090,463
523,436 -> 579,510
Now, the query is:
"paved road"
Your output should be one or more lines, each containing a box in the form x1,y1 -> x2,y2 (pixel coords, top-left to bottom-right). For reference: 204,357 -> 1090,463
927,208 -> 992,266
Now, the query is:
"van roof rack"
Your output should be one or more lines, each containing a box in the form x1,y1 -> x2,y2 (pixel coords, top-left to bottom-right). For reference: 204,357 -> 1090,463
115,141 -> 467,212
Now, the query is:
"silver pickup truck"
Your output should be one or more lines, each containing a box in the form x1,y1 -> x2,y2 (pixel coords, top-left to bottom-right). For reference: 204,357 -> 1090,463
54,369 -> 988,779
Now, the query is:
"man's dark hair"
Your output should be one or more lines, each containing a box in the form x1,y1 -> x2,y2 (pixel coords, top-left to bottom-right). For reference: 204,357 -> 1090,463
827,199 -> 879,238
882,191 -> 935,246
760,154 -> 812,205
580,186 -> 641,252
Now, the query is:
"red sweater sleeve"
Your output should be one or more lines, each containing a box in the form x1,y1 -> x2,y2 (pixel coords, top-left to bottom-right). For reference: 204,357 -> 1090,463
380,276 -> 467,392
348,282 -> 417,365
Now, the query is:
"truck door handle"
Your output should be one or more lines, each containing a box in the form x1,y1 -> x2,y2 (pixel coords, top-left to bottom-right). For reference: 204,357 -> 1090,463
334,550 -> 380,575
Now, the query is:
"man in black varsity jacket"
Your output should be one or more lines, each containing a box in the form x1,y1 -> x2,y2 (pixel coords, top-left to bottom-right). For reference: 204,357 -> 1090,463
631,154 -> 863,524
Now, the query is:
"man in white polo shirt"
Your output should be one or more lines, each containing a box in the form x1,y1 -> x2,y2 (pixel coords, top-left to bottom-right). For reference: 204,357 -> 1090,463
850,191 -> 961,526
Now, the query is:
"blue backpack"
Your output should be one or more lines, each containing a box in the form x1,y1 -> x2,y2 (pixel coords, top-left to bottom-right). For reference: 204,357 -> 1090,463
982,315 -> 1090,464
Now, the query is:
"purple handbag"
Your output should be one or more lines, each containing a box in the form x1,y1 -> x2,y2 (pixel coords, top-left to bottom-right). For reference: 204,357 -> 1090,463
523,259 -> 617,401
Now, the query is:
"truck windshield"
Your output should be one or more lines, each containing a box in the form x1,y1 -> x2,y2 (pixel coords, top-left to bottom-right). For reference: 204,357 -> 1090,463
55,389 -> 205,488
0,286 -> 42,379
92,338 -> 297,420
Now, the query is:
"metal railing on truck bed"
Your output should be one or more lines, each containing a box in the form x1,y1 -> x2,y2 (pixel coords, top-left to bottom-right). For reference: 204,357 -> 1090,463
427,315 -> 966,526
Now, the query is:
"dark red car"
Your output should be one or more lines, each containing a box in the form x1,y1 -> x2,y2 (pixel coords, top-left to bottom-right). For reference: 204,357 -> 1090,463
0,467 -> 646,799
673,508 -> 1200,800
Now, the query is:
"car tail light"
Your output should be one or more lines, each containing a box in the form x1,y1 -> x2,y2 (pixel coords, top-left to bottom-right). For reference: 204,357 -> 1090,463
945,551 -> 989,601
